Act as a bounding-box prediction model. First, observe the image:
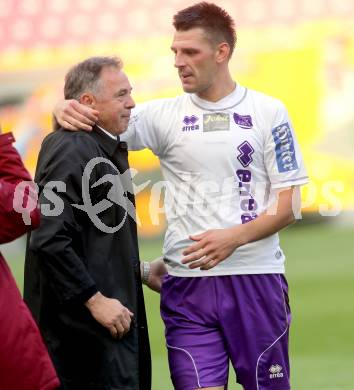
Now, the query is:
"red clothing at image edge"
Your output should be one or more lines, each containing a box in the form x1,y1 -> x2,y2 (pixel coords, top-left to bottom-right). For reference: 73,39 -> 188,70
0,132 -> 60,390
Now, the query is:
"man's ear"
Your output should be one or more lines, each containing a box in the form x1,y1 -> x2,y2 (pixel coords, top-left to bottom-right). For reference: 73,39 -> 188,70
79,93 -> 96,106
215,42 -> 230,63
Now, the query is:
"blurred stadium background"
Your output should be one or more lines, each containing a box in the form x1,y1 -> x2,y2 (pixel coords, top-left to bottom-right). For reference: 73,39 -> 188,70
0,0 -> 353,388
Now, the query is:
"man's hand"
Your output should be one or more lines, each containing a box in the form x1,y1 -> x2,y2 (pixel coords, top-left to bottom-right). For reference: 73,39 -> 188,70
54,99 -> 99,131
181,187 -> 297,271
182,228 -> 241,271
85,292 -> 134,339
141,257 -> 167,293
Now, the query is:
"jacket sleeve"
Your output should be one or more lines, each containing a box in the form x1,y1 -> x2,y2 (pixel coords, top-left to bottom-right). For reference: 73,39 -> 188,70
28,134 -> 99,305
0,132 -> 40,244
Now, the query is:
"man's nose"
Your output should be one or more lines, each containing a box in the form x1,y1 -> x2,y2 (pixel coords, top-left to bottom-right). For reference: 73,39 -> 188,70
174,53 -> 185,68
125,95 -> 135,109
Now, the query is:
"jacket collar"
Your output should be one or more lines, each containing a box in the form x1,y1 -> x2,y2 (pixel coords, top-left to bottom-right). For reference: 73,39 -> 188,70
89,125 -> 121,157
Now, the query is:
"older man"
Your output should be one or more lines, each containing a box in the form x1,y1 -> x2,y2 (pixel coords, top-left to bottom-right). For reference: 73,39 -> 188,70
24,57 -> 164,390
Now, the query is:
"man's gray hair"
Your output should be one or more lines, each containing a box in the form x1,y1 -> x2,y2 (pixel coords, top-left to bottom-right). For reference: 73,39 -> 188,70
64,56 -> 123,100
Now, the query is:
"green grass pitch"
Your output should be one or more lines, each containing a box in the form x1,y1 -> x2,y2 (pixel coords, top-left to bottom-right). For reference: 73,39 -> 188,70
4,221 -> 354,389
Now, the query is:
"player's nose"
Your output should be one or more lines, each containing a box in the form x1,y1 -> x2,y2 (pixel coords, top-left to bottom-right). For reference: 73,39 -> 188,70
174,52 -> 185,68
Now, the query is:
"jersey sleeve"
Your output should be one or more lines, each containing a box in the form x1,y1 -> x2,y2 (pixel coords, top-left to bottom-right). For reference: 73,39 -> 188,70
264,102 -> 309,189
120,101 -> 167,157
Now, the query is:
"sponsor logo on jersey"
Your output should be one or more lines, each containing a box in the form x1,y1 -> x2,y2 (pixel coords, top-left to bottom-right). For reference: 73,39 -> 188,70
233,113 -> 253,129
237,141 -> 254,167
182,115 -> 199,131
269,364 -> 284,379
236,169 -> 258,224
203,113 -> 230,132
272,122 -> 298,173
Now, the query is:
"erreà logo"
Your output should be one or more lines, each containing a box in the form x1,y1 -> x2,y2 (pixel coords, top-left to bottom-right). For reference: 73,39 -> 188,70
269,364 -> 284,379
182,115 -> 199,131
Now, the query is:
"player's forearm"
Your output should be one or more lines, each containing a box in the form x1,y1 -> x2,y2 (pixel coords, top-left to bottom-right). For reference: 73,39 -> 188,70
230,187 -> 297,247
231,207 -> 295,248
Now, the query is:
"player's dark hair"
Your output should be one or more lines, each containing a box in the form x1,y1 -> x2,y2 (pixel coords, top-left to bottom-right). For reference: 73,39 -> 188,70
173,2 -> 236,56
64,56 -> 123,100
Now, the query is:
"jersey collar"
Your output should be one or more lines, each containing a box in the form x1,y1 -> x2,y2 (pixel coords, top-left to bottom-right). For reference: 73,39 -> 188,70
190,83 -> 247,111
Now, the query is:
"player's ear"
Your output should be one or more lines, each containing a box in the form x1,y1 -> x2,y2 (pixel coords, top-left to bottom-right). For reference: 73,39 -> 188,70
215,42 -> 230,63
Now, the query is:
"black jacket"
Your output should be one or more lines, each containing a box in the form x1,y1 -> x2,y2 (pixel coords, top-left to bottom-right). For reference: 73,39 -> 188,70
24,127 -> 151,390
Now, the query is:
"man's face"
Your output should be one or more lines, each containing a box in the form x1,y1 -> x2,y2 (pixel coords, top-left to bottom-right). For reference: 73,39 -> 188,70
94,67 -> 135,135
171,27 -> 218,95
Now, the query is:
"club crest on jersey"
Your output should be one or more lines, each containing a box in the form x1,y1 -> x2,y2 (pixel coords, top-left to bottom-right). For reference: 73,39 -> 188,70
272,122 -> 298,172
182,115 -> 199,131
233,113 -> 253,129
203,113 -> 230,132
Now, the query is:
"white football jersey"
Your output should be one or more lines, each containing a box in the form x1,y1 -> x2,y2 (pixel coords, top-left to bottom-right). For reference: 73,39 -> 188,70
121,84 -> 309,276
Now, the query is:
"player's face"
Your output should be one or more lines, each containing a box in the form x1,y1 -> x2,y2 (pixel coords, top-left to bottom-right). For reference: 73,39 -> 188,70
171,27 -> 218,95
94,67 -> 135,135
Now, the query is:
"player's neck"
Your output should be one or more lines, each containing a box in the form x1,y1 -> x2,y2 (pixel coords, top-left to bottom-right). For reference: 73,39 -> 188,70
196,72 -> 235,102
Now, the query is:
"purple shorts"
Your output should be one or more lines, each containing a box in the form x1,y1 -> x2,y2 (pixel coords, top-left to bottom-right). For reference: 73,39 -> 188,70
160,274 -> 291,390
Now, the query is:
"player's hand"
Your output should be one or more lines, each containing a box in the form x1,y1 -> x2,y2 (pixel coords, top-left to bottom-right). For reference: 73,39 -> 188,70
85,292 -> 134,339
182,228 -> 241,270
54,99 -> 99,131
142,257 -> 167,293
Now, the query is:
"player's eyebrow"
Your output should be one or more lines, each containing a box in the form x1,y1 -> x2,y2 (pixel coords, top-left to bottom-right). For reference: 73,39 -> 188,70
170,46 -> 200,54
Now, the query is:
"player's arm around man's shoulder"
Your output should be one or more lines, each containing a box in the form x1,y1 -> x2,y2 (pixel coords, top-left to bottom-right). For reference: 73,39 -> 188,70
53,97 -> 169,156
54,99 -> 99,131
